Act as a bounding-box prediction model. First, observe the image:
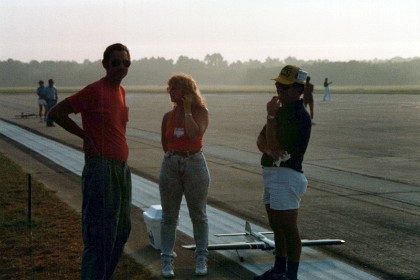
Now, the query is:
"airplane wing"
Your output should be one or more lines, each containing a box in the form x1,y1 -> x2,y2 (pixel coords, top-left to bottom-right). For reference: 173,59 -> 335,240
214,233 -> 247,237
302,239 -> 345,246
182,241 -> 272,251
182,239 -> 344,251
215,232 -> 273,237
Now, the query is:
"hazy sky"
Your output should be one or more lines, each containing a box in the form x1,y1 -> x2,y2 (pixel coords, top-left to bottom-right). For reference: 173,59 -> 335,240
1,0 -> 419,63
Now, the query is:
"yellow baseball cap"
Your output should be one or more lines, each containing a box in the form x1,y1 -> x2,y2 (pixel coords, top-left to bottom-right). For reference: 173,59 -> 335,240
271,65 -> 308,85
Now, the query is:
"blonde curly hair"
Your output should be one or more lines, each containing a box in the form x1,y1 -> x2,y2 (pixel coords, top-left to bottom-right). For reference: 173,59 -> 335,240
167,73 -> 206,108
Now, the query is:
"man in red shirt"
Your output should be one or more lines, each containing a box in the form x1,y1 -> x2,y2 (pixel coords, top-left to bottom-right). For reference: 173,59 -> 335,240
48,43 -> 132,280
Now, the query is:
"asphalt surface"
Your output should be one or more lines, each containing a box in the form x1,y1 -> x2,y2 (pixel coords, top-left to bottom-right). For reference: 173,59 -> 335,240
1,91 -> 419,279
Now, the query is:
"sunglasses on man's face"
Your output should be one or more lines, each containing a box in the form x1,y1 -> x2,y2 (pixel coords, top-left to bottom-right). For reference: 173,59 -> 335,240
275,83 -> 302,91
275,83 -> 292,91
110,59 -> 131,68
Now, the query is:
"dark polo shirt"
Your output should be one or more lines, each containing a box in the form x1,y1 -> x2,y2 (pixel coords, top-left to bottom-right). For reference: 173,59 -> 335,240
260,99 -> 312,172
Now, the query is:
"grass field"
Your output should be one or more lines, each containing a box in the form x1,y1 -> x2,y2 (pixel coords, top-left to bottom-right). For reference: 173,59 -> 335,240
1,85 -> 420,95
0,152 -> 151,280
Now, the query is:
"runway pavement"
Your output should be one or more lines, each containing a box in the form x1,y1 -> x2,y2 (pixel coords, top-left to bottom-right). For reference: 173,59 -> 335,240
1,92 -> 419,279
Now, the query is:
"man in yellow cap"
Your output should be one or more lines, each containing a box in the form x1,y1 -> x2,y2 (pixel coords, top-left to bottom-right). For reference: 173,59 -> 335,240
256,65 -> 312,280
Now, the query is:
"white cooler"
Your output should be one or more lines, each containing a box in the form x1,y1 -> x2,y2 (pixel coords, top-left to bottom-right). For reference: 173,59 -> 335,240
143,205 -> 162,250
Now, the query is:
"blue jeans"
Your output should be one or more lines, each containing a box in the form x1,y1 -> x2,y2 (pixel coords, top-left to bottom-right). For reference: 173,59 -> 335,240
159,151 -> 210,258
46,99 -> 57,125
81,157 -> 132,280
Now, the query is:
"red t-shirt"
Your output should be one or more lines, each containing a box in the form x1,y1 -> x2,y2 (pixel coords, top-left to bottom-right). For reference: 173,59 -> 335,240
67,78 -> 129,161
165,110 -> 203,152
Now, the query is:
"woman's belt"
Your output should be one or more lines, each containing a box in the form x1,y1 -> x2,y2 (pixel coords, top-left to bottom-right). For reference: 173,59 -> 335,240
168,150 -> 201,157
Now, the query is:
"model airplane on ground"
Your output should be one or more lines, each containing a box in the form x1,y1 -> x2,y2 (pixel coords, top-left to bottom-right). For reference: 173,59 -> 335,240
182,221 -> 344,262
15,112 -> 36,118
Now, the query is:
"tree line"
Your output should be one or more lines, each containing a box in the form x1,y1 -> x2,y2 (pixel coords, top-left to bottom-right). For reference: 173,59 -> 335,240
1,54 -> 419,88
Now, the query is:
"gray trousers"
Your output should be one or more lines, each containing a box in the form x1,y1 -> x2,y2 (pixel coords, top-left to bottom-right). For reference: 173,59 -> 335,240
81,157 -> 132,280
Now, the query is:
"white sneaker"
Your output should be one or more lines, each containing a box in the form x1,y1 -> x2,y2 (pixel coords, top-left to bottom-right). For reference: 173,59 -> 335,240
161,257 -> 175,278
195,255 -> 208,276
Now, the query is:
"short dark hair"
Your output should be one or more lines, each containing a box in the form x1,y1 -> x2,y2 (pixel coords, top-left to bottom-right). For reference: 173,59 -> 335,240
103,43 -> 130,63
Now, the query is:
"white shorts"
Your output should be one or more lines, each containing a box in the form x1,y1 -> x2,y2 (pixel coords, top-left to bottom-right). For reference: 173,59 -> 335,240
262,167 -> 308,210
38,99 -> 47,106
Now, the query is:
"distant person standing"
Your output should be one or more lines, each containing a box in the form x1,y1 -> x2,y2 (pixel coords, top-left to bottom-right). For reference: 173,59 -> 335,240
47,43 -> 132,280
45,79 -> 58,126
36,80 -> 47,122
323,77 -> 332,101
159,73 -> 210,278
303,76 -> 314,122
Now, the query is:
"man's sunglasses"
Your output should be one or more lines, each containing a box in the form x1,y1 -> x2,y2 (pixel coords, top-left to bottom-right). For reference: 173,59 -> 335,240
110,59 -> 131,68
275,83 -> 292,91
275,83 -> 301,91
